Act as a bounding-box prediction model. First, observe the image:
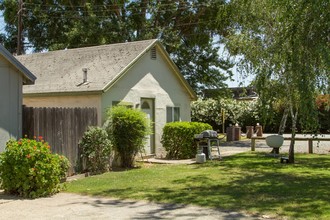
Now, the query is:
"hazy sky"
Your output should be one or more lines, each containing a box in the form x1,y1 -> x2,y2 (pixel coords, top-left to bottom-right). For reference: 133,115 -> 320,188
0,12 -> 4,34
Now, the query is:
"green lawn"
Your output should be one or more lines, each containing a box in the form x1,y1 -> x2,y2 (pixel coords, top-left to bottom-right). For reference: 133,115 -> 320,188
65,152 -> 330,219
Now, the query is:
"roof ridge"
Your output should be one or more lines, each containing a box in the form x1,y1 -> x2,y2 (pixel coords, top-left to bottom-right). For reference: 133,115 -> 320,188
17,39 -> 158,57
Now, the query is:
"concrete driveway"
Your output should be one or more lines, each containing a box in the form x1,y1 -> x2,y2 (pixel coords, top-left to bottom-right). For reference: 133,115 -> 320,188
0,191 -> 262,220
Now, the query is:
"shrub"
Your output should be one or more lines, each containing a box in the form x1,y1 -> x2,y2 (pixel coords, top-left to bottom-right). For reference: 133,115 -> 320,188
161,122 -> 212,159
0,137 -> 70,198
79,126 -> 112,174
105,106 -> 151,168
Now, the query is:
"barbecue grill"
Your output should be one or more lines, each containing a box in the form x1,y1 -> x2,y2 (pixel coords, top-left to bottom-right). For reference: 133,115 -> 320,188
194,130 -> 221,160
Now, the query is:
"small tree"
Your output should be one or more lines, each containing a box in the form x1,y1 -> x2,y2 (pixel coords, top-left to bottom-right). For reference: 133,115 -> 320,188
225,0 -> 329,163
79,126 -> 112,175
105,106 -> 151,168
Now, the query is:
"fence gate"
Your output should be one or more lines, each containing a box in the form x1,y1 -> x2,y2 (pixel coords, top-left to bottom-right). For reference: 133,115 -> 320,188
22,106 -> 98,175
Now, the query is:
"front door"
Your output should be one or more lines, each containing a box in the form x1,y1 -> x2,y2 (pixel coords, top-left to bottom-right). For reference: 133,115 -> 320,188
140,98 -> 155,155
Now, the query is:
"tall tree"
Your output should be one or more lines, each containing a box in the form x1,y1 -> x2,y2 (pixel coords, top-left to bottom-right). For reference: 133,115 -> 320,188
225,0 -> 330,162
0,0 -> 233,93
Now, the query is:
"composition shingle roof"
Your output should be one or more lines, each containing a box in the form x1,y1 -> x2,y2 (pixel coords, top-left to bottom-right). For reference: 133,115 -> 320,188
16,39 -> 158,94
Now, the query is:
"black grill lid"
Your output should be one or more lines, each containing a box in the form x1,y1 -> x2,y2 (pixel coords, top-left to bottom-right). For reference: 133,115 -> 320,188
201,130 -> 217,138
194,130 -> 218,139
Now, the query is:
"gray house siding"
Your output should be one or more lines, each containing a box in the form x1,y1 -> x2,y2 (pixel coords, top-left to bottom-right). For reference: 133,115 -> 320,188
0,57 -> 23,151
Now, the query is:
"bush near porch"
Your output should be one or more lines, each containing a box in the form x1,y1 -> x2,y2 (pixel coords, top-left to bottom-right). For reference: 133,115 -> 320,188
161,122 -> 212,159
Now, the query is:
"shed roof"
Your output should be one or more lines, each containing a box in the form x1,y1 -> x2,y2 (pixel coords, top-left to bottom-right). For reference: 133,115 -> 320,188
0,44 -> 36,85
16,39 -> 196,99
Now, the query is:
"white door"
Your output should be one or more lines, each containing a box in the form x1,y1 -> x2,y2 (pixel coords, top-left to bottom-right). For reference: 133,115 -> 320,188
141,98 -> 155,155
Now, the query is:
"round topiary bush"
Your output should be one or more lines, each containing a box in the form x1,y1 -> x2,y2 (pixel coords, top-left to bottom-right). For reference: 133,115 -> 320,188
0,137 -> 70,198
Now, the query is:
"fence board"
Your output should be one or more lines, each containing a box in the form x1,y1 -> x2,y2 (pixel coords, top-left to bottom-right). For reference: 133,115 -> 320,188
22,106 -> 98,175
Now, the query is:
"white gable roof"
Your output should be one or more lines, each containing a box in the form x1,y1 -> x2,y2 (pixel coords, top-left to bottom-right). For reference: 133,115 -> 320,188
16,39 -> 196,99
0,44 -> 36,85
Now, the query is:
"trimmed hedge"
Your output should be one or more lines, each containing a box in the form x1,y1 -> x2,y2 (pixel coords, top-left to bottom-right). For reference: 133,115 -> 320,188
161,122 -> 212,159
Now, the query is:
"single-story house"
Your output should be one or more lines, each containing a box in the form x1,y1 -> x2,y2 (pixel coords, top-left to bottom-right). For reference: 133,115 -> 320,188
16,39 -> 197,157
0,44 -> 36,151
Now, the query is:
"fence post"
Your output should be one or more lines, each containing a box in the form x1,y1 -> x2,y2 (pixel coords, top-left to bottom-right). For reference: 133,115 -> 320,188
308,139 -> 313,154
251,138 -> 256,151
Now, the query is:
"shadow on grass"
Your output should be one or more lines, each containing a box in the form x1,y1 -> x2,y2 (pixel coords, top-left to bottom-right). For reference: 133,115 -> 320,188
71,152 -> 330,219
198,152 -> 330,171
149,153 -> 330,219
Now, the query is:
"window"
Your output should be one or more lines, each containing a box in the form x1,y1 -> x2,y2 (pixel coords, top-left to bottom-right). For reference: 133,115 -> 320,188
141,101 -> 150,109
166,106 -> 180,122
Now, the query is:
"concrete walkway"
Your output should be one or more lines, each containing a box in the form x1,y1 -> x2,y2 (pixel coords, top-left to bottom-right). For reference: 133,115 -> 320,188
0,191 -> 262,220
140,139 -> 253,164
141,135 -> 330,165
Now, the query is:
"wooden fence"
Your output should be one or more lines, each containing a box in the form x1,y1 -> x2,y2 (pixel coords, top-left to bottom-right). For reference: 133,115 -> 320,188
22,106 -> 98,175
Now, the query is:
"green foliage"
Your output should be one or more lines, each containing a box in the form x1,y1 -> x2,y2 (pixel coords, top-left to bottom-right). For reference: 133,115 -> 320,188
105,106 -> 151,168
225,0 -> 329,127
0,137 -> 70,198
224,0 -> 330,162
191,98 -> 259,132
191,97 -> 330,134
0,0 -> 232,92
316,95 -> 330,133
79,126 -> 112,175
161,122 -> 212,159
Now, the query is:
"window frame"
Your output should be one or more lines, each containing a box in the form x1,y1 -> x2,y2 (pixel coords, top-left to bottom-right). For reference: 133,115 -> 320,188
166,106 -> 181,123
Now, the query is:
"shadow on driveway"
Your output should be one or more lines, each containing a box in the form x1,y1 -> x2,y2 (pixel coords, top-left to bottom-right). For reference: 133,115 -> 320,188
0,191 -> 261,219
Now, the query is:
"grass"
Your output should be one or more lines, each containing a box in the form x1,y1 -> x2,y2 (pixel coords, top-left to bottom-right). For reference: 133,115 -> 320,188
65,152 -> 330,219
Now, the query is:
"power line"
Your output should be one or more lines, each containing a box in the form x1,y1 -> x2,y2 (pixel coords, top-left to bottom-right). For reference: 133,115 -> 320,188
19,6 -> 217,27
2,1 -> 222,29
1,0 -> 223,51
22,1 -> 214,9
21,0 -> 221,16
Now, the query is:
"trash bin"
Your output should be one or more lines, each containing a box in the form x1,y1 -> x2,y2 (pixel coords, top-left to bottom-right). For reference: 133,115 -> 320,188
246,126 -> 254,138
226,126 -> 235,142
255,125 -> 263,136
234,126 -> 241,141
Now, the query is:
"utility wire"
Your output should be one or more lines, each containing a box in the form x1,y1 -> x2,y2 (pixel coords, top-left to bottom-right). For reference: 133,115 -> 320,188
22,1 -> 214,9
21,1 -> 221,15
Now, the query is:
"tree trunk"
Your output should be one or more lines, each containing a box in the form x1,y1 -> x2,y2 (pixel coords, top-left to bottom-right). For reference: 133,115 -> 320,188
269,107 -> 290,155
278,107 -> 289,135
288,108 -> 298,163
